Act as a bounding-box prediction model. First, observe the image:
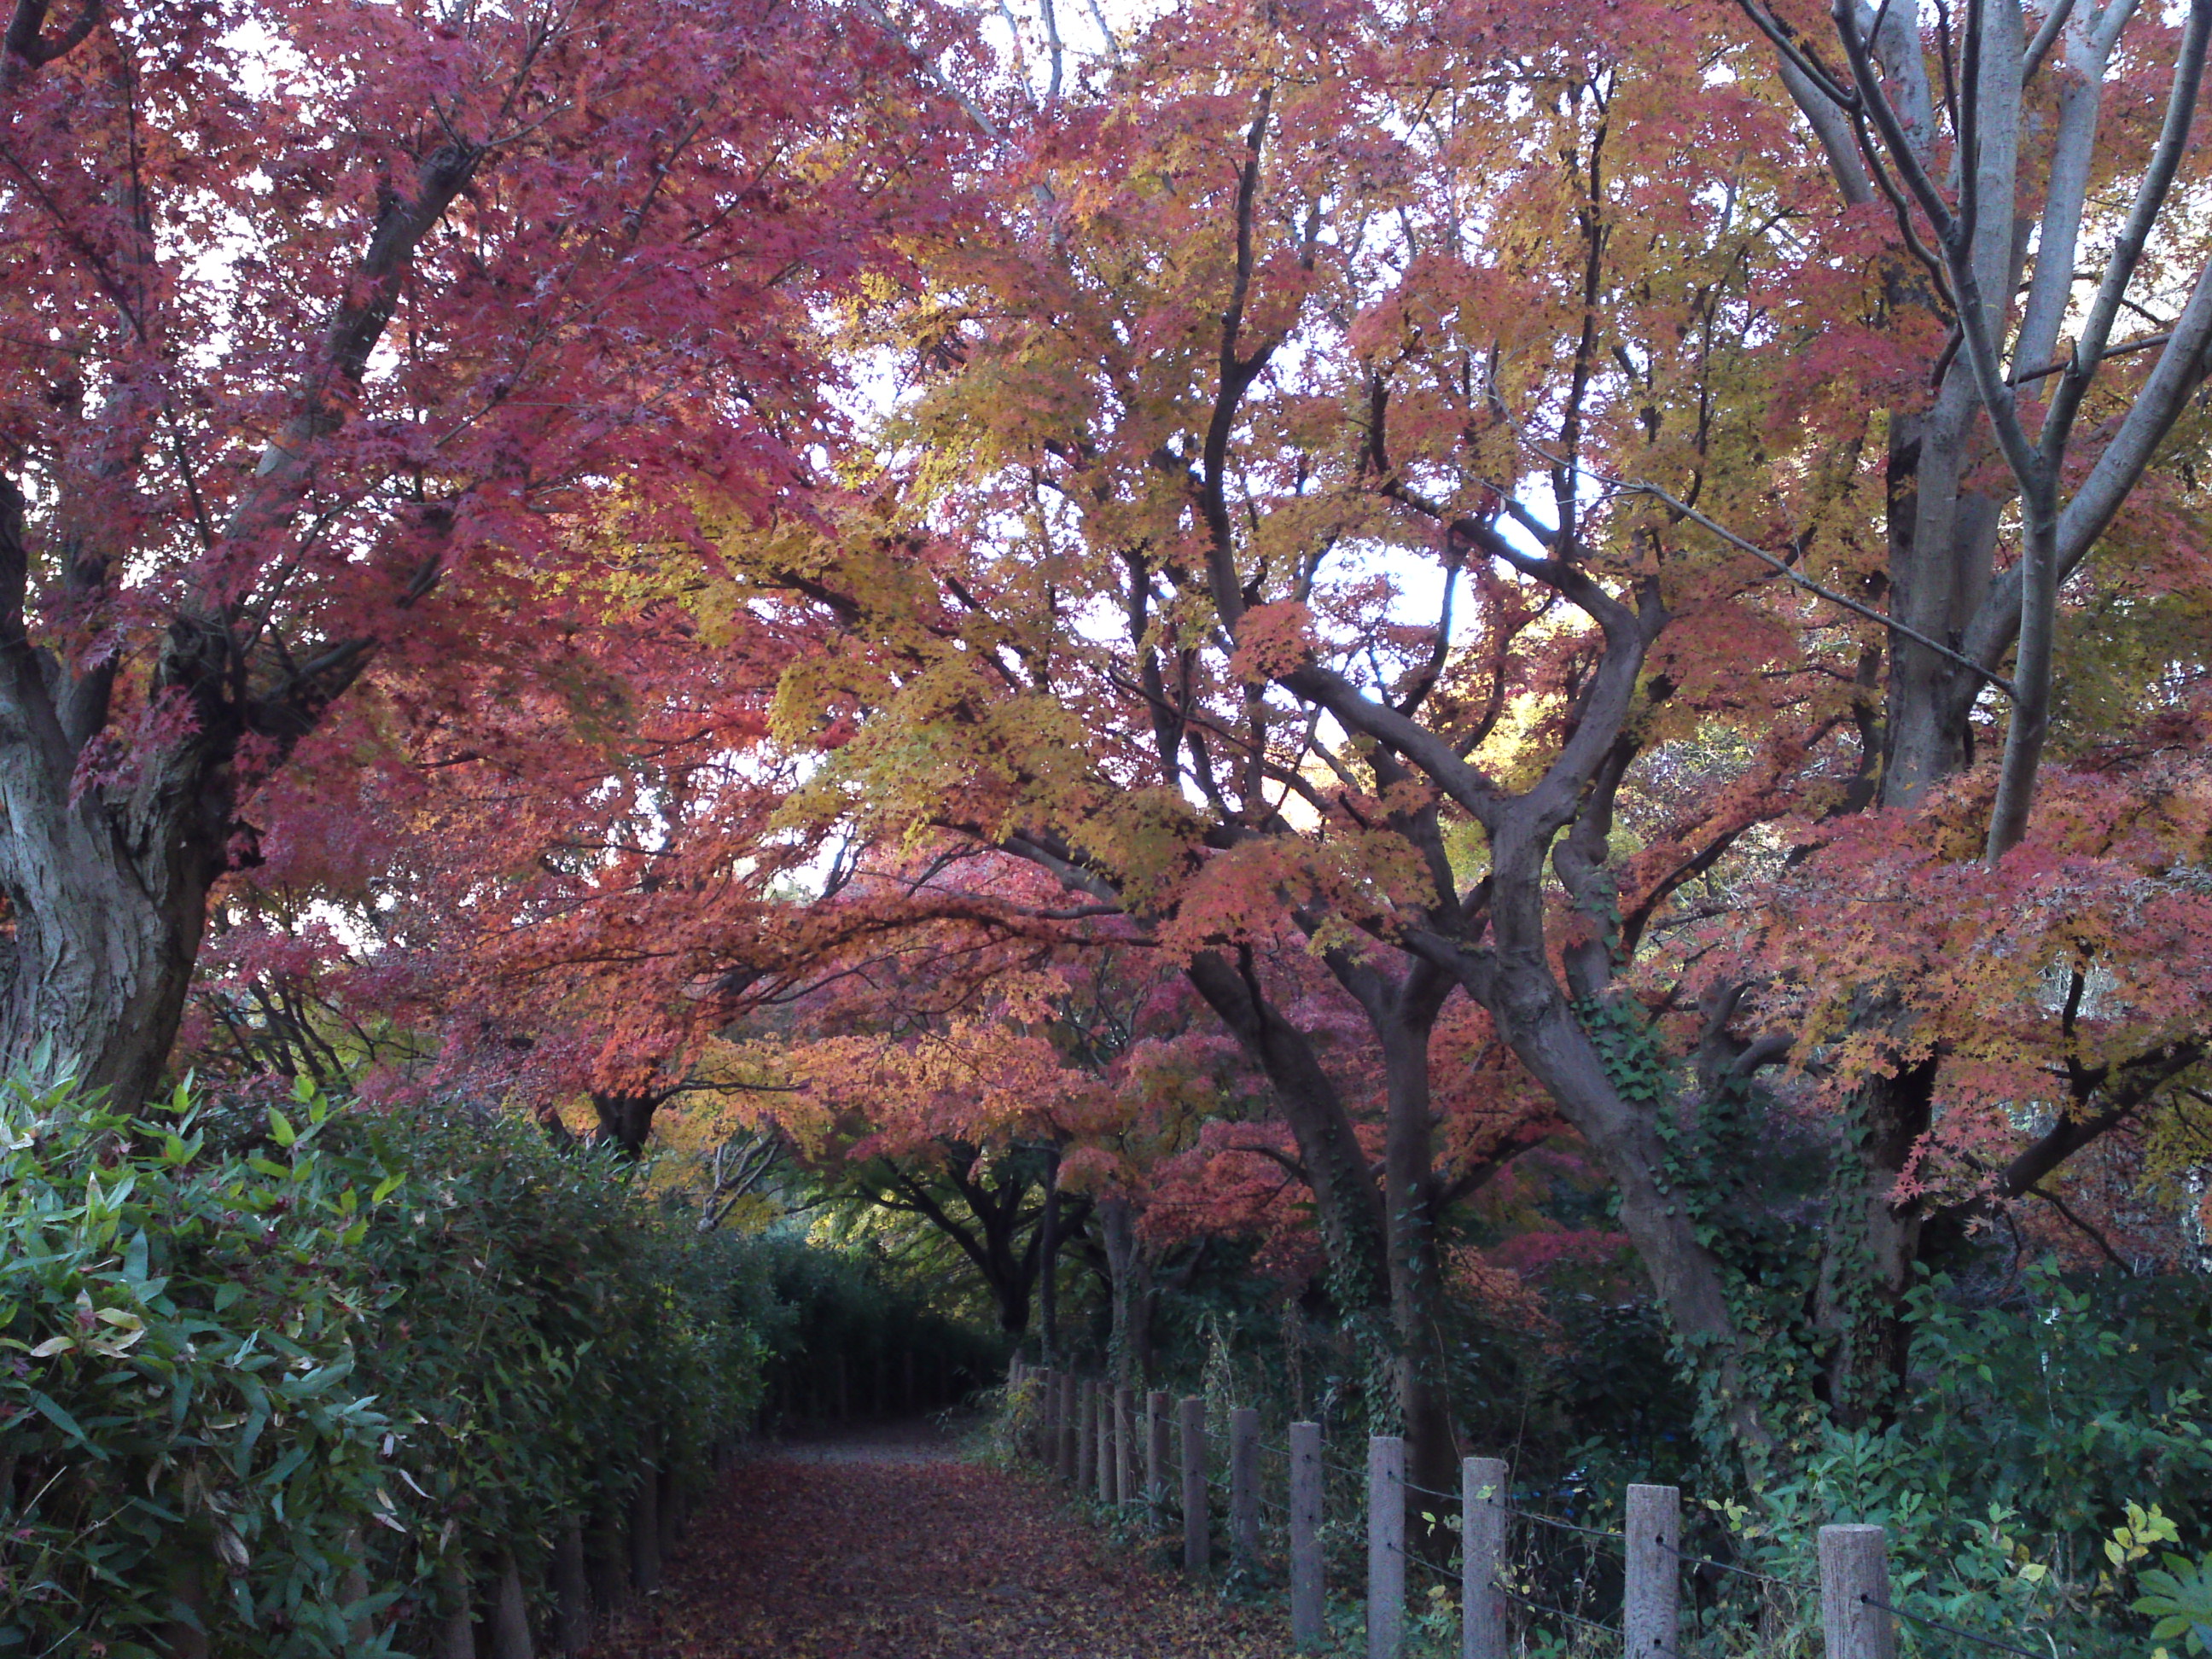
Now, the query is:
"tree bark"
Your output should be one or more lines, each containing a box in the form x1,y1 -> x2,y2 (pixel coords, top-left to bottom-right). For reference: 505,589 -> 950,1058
1181,946 -> 1410,1456
153,1534 -> 212,1659
0,718 -> 226,1103
629,1452 -> 661,1593
1038,1150 -> 1063,1364
1097,1193 -> 1143,1389
585,1498 -> 629,1621
1371,969 -> 1460,1555
1810,1054 -> 1936,1427
591,1090 -> 660,1158
657,1462 -> 681,1557
553,1519 -> 591,1656
1183,948 -> 1394,1324
434,1555 -> 478,1659
488,1549 -> 533,1659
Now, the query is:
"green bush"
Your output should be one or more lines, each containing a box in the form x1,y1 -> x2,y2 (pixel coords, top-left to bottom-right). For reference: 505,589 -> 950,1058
0,1074 -> 769,1657
1702,1264 -> 2212,1659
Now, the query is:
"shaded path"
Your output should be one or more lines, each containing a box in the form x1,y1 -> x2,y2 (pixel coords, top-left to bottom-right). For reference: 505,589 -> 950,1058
600,1420 -> 1297,1658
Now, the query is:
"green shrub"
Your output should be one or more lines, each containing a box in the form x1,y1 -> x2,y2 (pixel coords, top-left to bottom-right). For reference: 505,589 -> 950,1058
1705,1264 -> 2212,1659
0,1075 -> 770,1656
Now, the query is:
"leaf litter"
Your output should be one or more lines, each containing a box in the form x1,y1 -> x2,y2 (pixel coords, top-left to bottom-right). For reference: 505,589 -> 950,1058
598,1443 -> 1298,1658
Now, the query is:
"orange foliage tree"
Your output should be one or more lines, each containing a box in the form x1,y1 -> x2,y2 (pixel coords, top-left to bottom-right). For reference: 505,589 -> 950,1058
710,0 -> 2212,1482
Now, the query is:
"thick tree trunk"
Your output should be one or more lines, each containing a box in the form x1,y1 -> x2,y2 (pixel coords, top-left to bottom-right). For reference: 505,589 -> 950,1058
1879,397 -> 2004,807
591,1090 -> 660,1157
488,1549 -> 533,1659
1811,1054 -> 1936,1427
1037,1154 -> 1062,1364
1183,948 -> 1400,1425
1184,949 -> 1394,1318
629,1451 -> 661,1593
552,1519 -> 591,1656
154,1533 -> 213,1659
1375,983 -> 1460,1557
657,1462 -> 682,1557
1434,789 -> 1781,1463
883,1146 -> 1044,1340
1097,1193 -> 1145,1390
434,1555 -> 479,1659
0,742 -> 224,1103
584,1498 -> 629,1620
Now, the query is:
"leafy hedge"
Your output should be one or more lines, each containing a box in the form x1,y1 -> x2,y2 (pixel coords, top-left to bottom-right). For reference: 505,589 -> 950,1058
0,1074 -> 767,1657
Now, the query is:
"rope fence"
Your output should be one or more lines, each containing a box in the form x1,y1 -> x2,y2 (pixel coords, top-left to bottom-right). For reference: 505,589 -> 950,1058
999,1356 -> 2044,1659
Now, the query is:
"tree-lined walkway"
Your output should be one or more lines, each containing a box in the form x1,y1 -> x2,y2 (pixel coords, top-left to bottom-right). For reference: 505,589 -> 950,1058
601,1423 -> 1298,1658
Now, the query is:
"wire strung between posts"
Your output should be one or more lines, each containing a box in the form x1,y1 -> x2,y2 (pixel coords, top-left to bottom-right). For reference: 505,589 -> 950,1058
1503,1502 -> 1625,1543
1406,1477 -> 1461,1503
1496,1581 -> 1620,1639
1861,1595 -> 2058,1659
1655,1537 -> 1815,1592
1389,1541 -> 1464,1585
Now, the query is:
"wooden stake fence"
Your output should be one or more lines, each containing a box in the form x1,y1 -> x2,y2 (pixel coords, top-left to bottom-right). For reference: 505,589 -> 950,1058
1289,1421 -> 1324,1648
1230,1407 -> 1260,1567
1115,1386 -> 1136,1505
1010,1364 -> 1938,1659
1179,1394 -> 1208,1572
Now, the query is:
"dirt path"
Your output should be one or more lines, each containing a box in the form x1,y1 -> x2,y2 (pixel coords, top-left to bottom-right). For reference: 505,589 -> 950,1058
598,1420 -> 1298,1658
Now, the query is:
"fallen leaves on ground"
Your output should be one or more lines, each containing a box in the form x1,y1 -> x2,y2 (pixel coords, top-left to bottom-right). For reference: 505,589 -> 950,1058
597,1446 -> 1299,1658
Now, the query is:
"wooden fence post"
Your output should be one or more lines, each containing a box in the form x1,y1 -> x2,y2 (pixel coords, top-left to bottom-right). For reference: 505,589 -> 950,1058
1115,1387 -> 1136,1505
1148,1390 -> 1171,1523
1057,1372 -> 1077,1481
1625,1483 -> 1680,1659
1179,1395 -> 1209,1572
1033,1366 -> 1053,1461
1462,1458 -> 1507,1659
1097,1385 -> 1115,1504
1230,1407 -> 1260,1567
1819,1525 -> 1896,1659
1367,1435 -> 1406,1659
1290,1421 -> 1324,1650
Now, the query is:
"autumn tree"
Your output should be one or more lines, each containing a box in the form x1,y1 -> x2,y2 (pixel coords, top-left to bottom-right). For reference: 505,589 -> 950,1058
0,0 -> 958,1099
724,0 -> 2212,1484
678,1 -> 1607,1506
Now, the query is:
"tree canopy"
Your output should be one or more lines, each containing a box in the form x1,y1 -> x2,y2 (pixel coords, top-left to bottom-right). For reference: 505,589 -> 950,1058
9,0 -> 2212,1580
